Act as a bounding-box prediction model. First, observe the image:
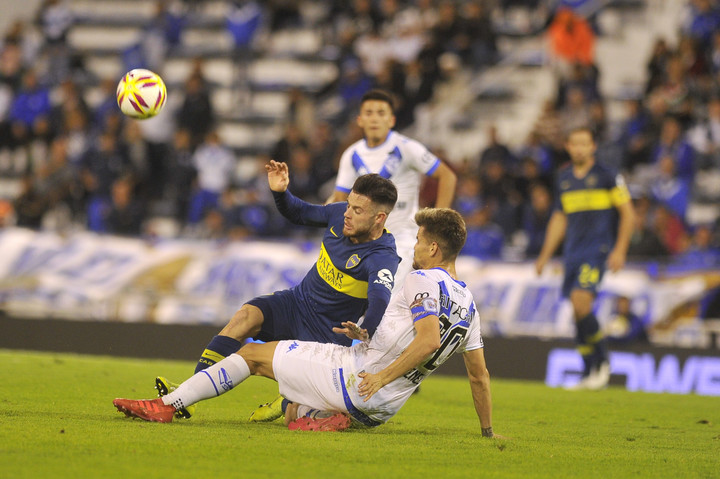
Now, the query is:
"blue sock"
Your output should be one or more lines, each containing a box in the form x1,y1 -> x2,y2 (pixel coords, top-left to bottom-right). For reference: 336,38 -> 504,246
577,313 -> 603,375
195,335 -> 243,374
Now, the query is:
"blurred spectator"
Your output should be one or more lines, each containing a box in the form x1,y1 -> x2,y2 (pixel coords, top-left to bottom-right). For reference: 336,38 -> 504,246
120,121 -> 151,201
521,182 -> 553,257
648,55 -> 693,127
627,196 -> 670,260
459,1 -> 498,70
187,130 -> 235,225
177,72 -> 215,149
165,128 -> 196,223
0,42 -> 24,92
546,8 -> 595,76
271,123 -> 306,164
105,176 -> 145,236
645,38 -> 671,94
618,98 -> 653,173
685,0 -> 720,52
651,115 -> 695,181
653,203 -> 687,255
13,173 -> 47,229
605,296 -> 649,344
453,175 -> 484,219
35,0 -> 73,45
650,155 -> 691,220
480,159 -> 522,238
687,96 -> 720,169
559,86 -> 592,137
35,0 -> 74,84
479,125 -> 517,172
308,120 -> 339,189
516,131 -> 554,176
7,69 -> 51,144
267,0 -> 301,31
461,205 -> 504,260
671,223 -> 720,269
287,144 -> 320,203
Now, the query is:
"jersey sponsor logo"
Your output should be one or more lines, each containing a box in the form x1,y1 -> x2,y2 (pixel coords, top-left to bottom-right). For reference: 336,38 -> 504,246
560,189 -> 613,214
316,243 -> 368,298
373,268 -> 394,291
345,254 -> 361,269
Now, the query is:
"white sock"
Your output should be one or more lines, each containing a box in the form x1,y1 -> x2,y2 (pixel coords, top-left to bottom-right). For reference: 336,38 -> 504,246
162,354 -> 251,410
296,404 -> 335,419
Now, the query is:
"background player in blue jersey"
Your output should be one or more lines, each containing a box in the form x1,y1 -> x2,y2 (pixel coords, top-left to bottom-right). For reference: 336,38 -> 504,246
328,89 -> 457,292
535,127 -> 635,390
114,208 -> 498,437
157,160 -> 400,418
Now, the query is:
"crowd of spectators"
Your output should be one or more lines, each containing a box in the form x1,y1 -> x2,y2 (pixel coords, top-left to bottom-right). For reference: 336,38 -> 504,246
0,0 -> 503,241
1,0 -> 719,271
453,0 -> 720,269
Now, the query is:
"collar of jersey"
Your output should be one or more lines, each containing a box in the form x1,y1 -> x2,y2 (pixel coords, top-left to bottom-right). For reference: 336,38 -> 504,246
429,267 -> 466,287
363,130 -> 395,151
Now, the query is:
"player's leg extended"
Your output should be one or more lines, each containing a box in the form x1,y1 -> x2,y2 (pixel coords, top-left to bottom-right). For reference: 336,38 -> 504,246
116,343 -> 280,423
156,304 -> 264,418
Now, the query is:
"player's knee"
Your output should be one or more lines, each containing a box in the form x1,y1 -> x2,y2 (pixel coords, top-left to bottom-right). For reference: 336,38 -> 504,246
221,304 -> 263,339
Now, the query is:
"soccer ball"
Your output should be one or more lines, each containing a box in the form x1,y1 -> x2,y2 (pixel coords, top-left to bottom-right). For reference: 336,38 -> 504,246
116,69 -> 167,119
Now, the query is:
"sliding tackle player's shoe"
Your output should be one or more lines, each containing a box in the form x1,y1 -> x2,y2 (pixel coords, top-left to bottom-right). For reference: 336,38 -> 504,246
113,398 -> 176,423
155,376 -> 196,419
287,413 -> 351,432
248,395 -> 285,422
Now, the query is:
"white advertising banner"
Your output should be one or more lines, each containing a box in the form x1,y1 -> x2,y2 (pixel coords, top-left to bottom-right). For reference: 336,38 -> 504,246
0,228 -> 717,338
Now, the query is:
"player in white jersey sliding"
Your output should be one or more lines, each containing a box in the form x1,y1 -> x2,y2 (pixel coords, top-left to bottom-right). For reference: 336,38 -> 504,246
113,208 -> 496,436
328,89 -> 457,292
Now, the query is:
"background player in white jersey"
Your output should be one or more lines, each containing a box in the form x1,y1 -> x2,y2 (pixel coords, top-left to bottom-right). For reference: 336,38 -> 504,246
328,89 -> 457,291
114,208 -> 496,437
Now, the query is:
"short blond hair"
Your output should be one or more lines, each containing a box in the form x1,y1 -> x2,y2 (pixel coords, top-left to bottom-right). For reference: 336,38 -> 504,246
414,208 -> 467,260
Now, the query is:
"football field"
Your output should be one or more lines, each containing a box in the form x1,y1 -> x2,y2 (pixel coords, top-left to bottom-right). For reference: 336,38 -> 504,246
1,349 -> 717,479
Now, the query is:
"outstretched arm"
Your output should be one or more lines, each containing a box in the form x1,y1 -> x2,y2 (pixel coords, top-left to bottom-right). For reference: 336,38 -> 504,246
462,348 -> 494,437
267,160 -> 333,226
357,315 -> 440,401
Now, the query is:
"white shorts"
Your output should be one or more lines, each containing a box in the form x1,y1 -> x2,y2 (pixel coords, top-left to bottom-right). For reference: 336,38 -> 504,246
273,340 -> 386,426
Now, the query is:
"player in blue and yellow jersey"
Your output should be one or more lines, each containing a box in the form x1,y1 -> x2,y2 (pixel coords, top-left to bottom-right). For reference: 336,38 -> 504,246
535,127 -> 635,390
157,160 -> 399,418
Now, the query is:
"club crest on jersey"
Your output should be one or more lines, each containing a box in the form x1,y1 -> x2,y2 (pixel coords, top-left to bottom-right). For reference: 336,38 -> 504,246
346,254 -> 361,269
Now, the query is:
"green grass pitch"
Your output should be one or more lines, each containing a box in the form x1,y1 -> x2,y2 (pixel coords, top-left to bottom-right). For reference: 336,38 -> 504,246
1,349 -> 718,479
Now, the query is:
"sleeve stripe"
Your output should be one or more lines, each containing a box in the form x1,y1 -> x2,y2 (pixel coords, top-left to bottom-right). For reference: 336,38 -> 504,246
425,159 -> 440,176
412,311 -> 434,322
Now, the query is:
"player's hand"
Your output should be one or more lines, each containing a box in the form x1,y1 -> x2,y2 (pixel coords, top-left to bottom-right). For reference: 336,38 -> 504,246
332,321 -> 369,342
358,371 -> 384,401
265,160 -> 289,192
607,248 -> 626,273
534,257 -> 546,276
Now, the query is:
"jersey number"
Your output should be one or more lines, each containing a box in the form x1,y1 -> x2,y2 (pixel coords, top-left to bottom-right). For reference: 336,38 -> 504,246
421,314 -> 469,372
578,264 -> 600,288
